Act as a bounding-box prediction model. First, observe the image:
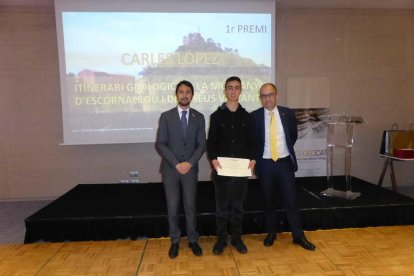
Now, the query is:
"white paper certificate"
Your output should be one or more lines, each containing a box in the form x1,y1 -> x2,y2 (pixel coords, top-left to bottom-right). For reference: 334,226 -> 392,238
217,157 -> 252,177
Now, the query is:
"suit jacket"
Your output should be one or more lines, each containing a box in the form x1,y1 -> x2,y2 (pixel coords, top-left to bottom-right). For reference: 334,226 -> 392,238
251,106 -> 298,172
156,107 -> 206,174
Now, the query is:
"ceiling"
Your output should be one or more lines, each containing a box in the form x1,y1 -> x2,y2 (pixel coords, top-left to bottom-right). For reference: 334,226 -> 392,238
1,0 -> 414,10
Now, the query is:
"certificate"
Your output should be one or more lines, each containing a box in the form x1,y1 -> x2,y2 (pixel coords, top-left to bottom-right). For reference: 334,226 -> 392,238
217,157 -> 252,177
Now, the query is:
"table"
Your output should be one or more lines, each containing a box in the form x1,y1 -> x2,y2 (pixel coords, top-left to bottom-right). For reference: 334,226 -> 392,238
378,154 -> 414,192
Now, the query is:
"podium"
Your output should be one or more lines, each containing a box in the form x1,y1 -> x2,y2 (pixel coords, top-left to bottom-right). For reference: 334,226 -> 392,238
320,114 -> 365,200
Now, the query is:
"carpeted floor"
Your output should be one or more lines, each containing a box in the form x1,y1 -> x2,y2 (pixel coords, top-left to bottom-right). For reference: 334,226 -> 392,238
0,200 -> 51,244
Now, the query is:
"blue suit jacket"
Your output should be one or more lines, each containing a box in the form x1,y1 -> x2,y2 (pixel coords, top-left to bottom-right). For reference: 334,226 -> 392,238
156,107 -> 206,174
251,106 -> 298,172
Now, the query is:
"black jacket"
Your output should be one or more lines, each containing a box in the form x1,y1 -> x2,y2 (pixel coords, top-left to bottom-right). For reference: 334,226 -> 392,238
207,103 -> 256,161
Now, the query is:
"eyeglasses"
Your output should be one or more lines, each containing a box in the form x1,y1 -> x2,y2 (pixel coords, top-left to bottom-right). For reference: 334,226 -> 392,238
259,93 -> 276,100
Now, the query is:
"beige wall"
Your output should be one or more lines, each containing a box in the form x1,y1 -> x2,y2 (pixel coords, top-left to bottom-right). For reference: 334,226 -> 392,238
1,6 -> 413,199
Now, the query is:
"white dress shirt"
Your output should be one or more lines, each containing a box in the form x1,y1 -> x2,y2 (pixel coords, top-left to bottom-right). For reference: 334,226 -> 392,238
263,107 -> 289,159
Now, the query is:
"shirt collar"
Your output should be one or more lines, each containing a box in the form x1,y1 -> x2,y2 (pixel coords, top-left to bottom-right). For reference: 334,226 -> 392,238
177,106 -> 190,113
264,106 -> 278,115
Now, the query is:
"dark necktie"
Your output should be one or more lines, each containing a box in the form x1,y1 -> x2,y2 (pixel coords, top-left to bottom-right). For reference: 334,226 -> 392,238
181,110 -> 188,136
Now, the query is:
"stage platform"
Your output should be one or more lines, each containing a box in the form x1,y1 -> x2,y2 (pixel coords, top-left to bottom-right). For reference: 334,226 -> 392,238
24,176 -> 414,243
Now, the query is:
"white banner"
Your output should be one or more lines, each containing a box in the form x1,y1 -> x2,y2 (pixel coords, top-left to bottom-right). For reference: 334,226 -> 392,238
295,138 -> 327,177
294,108 -> 329,177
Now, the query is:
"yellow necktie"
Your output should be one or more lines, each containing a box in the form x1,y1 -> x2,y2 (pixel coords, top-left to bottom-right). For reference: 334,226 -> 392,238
270,111 -> 279,161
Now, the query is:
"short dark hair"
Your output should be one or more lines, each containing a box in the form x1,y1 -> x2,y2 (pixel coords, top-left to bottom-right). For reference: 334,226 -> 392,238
175,80 -> 194,95
224,76 -> 242,89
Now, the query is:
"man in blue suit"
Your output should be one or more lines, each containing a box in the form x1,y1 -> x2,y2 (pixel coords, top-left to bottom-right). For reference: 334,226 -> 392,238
156,80 -> 206,258
251,83 -> 315,251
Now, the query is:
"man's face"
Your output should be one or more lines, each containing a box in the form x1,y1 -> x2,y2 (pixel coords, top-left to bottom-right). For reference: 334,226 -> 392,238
260,84 -> 277,110
225,80 -> 242,102
176,84 -> 193,107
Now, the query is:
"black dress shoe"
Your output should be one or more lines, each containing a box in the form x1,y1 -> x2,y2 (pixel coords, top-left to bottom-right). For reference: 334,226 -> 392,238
212,239 -> 227,255
293,237 -> 316,251
168,243 -> 179,258
231,239 -> 248,254
189,242 -> 203,256
263,233 -> 277,247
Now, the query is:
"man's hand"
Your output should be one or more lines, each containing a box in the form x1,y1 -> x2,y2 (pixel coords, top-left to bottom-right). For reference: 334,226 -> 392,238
176,162 -> 193,174
211,159 -> 222,171
248,160 -> 256,175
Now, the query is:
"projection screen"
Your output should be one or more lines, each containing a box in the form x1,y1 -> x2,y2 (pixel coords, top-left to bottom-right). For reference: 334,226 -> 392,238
54,0 -> 276,145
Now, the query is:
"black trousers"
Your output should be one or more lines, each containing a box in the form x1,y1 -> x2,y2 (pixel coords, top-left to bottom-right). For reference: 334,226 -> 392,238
257,157 -> 304,240
213,173 -> 248,241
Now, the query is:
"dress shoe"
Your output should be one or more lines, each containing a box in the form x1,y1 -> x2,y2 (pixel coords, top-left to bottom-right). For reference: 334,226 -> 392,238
168,243 -> 179,258
212,239 -> 227,255
189,242 -> 203,256
263,233 -> 277,247
293,237 -> 316,251
231,239 -> 248,254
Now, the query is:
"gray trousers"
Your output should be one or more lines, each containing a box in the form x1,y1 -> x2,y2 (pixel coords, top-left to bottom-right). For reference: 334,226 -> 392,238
162,169 -> 199,244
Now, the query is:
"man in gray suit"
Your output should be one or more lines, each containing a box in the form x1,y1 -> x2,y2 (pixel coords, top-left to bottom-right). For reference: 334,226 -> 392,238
156,80 -> 206,259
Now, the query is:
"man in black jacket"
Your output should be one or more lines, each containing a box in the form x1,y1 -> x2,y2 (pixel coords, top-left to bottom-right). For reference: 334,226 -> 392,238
207,76 -> 256,255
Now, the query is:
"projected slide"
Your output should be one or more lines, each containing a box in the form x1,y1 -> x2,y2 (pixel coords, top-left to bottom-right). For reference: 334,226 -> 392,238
58,11 -> 273,144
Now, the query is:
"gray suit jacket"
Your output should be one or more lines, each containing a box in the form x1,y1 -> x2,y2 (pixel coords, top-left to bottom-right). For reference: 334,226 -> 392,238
156,107 -> 206,174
